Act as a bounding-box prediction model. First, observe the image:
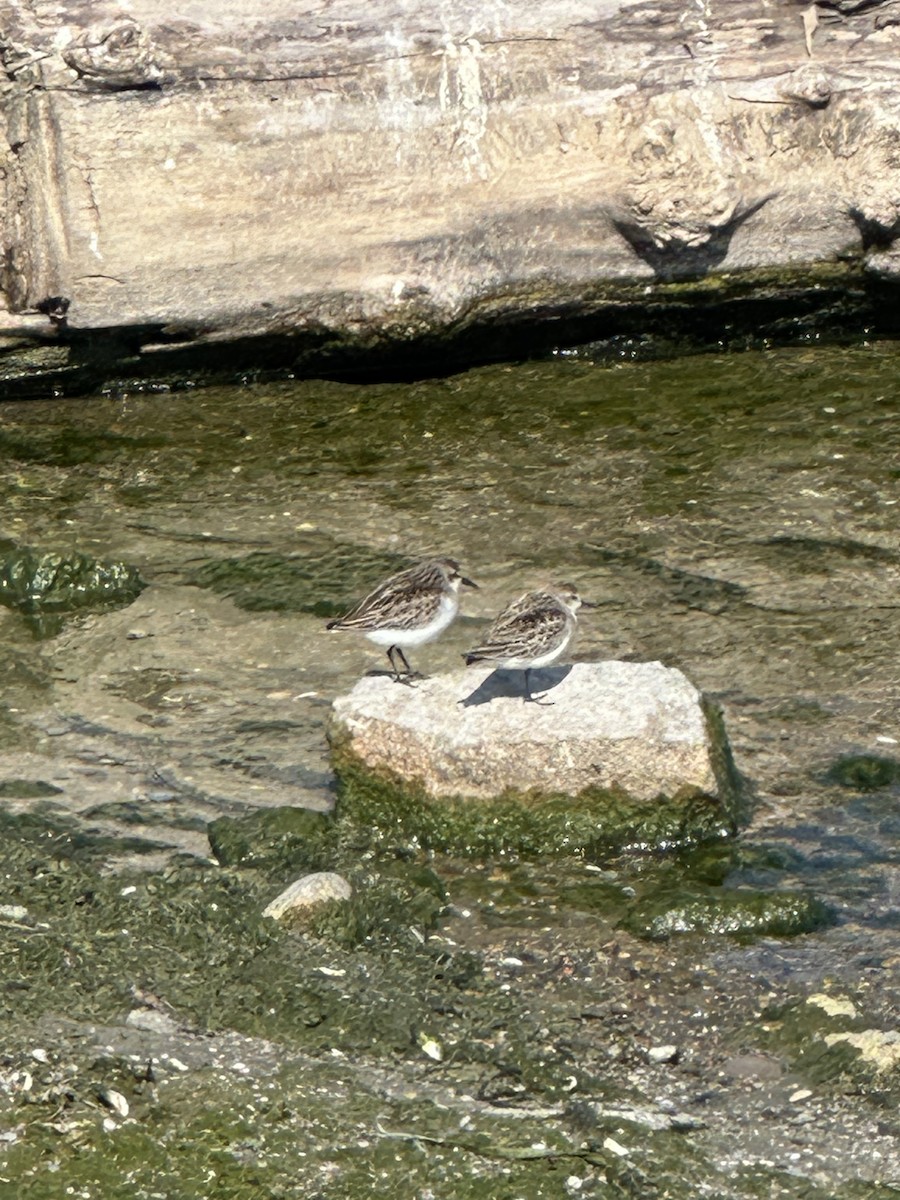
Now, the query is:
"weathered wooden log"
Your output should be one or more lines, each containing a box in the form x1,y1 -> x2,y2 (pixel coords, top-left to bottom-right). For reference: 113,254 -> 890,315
2,0 -> 900,374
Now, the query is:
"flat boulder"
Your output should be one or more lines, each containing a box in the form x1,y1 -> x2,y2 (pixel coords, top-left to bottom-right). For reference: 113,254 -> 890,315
330,661 -> 746,856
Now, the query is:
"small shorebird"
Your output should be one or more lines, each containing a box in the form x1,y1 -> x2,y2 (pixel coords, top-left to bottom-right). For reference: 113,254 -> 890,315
327,557 -> 478,681
463,583 -> 595,703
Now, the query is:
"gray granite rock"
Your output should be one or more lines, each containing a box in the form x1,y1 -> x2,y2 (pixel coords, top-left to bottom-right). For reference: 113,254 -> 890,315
331,661 -> 733,804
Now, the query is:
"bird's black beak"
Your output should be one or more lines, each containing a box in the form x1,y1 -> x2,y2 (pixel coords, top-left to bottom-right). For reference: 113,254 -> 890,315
461,576 -> 479,589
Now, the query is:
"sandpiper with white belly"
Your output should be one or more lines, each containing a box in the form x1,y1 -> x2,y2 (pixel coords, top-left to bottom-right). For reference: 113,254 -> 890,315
327,557 -> 478,681
463,582 -> 595,703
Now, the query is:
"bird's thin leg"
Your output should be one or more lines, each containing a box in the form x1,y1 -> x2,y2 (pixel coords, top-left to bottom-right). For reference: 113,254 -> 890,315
523,668 -> 553,705
387,645 -> 417,686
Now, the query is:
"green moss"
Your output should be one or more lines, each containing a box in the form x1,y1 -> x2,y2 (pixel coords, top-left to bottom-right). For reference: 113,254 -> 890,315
0,260 -> 882,398
303,871 -> 446,949
208,806 -> 338,871
330,738 -> 736,861
673,840 -> 805,887
827,753 -> 900,792
557,878 -> 633,913
620,885 -> 835,941
758,993 -> 900,1101
0,778 -> 63,799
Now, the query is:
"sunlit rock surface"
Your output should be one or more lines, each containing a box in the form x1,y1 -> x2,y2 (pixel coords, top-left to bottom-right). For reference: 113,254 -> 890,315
331,660 -> 735,805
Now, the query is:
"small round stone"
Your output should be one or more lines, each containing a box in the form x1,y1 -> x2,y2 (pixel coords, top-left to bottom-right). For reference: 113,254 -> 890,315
263,872 -> 352,921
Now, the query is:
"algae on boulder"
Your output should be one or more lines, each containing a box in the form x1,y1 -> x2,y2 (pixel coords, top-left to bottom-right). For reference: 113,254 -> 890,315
0,547 -> 146,635
620,885 -> 835,941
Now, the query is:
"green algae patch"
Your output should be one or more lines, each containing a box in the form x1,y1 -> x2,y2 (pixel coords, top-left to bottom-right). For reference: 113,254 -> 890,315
0,814 -> 468,1054
208,805 -> 338,871
0,1056 -> 711,1200
671,839 -> 806,887
620,885 -> 835,941
0,809 -> 524,1067
760,992 -> 900,1101
730,1169 -> 900,1200
0,547 -> 146,637
826,754 -> 900,792
301,868 -> 446,949
329,739 -> 735,861
702,697 -> 752,828
189,540 -> 410,616
0,778 -> 63,799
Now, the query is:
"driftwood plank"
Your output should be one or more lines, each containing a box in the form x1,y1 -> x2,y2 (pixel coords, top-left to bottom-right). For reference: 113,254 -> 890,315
2,0 -> 900,349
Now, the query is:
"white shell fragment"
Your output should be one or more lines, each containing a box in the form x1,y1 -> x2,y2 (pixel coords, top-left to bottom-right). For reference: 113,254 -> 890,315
417,1033 -> 443,1061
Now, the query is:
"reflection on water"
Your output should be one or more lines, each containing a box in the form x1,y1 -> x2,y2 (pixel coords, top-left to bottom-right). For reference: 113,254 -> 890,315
0,341 -> 897,911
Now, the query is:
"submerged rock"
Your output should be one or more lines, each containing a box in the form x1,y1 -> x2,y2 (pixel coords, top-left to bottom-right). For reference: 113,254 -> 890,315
620,886 -> 835,941
330,661 -> 746,857
263,872 -> 352,922
826,753 -> 900,792
0,547 -> 146,634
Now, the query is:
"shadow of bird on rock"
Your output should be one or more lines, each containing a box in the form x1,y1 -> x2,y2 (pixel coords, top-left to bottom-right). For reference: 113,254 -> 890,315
459,664 -> 573,708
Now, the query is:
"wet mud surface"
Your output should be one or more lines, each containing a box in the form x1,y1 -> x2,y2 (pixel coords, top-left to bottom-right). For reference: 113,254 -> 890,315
0,343 -> 899,1195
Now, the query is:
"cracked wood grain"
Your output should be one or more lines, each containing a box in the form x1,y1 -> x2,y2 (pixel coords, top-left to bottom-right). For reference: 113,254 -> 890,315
2,0 -> 900,342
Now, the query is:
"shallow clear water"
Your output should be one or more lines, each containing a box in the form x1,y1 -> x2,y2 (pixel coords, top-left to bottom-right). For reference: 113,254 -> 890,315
0,342 -> 898,881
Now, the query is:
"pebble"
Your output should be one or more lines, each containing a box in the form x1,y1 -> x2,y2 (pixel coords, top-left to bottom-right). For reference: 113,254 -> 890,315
0,905 -> 29,922
126,1007 -> 180,1035
263,872 -> 352,921
648,1044 -> 679,1063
